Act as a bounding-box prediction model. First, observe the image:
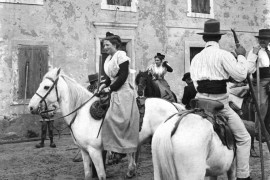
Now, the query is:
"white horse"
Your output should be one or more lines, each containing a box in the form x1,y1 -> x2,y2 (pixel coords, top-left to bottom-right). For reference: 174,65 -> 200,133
138,97 -> 185,145
151,112 -> 236,180
28,68 -> 136,180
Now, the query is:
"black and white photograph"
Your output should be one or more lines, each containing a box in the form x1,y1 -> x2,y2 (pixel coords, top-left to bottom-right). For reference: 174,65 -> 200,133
0,0 -> 270,179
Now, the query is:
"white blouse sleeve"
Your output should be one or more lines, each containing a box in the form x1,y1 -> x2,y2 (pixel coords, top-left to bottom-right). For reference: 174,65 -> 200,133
117,51 -> 130,65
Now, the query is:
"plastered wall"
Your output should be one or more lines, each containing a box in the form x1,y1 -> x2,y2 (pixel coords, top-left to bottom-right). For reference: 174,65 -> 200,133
0,0 -> 269,117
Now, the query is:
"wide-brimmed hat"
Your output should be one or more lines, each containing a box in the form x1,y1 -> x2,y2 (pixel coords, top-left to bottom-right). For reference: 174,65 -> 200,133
255,29 -> 270,39
197,19 -> 226,36
154,53 -> 165,60
182,72 -> 191,81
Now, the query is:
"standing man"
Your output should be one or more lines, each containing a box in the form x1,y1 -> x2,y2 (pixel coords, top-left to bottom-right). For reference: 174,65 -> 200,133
247,29 -> 270,141
181,72 -> 197,109
36,104 -> 57,148
190,19 -> 251,180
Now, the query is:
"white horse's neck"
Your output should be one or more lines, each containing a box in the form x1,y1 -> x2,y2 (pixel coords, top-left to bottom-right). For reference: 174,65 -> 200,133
57,76 -> 91,125
57,77 -> 73,125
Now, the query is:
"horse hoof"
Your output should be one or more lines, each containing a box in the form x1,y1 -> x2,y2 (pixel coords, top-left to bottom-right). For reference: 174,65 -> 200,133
125,170 -> 136,179
250,149 -> 260,158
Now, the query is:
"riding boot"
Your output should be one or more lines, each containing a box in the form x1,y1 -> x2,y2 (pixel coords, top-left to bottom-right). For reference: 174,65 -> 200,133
237,177 -> 252,180
49,137 -> 56,148
36,138 -> 45,148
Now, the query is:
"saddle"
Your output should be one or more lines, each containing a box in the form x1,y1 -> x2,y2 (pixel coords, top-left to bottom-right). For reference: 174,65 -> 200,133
90,92 -> 111,120
171,98 -> 235,150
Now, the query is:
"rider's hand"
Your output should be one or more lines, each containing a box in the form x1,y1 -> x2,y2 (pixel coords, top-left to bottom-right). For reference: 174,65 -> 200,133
253,45 -> 261,55
102,87 -> 111,93
98,84 -> 106,93
235,45 -> 246,56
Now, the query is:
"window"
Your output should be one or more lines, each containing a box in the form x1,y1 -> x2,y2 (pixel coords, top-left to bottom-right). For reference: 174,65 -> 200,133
187,0 -> 214,18
101,0 -> 138,12
190,47 -> 204,63
0,0 -> 43,5
184,41 -> 205,72
107,0 -> 131,6
17,45 -> 48,99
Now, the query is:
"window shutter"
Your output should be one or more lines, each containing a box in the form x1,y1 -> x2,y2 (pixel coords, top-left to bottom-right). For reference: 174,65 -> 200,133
18,45 -> 48,99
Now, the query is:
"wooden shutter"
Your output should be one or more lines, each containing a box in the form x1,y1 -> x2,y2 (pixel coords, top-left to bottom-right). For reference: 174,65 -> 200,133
18,45 -> 48,99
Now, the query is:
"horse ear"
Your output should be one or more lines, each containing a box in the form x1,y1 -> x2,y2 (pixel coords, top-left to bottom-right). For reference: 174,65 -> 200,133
56,68 -> 61,76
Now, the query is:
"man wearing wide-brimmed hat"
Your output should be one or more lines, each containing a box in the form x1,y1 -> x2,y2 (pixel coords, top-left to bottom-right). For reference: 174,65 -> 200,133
190,19 -> 251,180
181,72 -> 197,109
247,29 -> 270,142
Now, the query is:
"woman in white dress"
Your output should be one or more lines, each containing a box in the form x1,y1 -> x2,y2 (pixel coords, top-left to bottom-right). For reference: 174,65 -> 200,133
98,32 -> 139,163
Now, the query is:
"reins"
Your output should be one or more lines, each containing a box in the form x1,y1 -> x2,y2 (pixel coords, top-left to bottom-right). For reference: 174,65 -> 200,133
36,74 -> 99,140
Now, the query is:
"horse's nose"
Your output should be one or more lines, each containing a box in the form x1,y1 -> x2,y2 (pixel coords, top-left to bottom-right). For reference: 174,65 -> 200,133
29,106 -> 35,114
29,106 -> 33,111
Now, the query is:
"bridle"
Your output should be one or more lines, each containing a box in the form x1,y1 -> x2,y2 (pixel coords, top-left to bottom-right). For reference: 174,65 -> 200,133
34,74 -> 98,140
35,76 -> 60,114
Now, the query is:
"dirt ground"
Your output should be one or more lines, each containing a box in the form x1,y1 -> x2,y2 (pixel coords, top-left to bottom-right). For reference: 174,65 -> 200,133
0,135 -> 270,180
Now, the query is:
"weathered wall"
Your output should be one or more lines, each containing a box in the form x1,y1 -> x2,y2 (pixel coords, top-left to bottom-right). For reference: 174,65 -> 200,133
0,0 -> 270,118
166,0 -> 270,98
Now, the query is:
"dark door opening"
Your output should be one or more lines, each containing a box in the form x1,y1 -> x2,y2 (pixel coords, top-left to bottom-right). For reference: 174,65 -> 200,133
190,47 -> 204,63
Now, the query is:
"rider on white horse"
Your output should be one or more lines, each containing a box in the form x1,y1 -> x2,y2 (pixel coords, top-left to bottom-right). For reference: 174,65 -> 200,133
190,19 -> 251,180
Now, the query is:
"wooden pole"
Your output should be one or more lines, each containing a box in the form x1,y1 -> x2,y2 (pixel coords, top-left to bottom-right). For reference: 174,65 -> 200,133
24,62 -> 29,113
255,62 -> 265,180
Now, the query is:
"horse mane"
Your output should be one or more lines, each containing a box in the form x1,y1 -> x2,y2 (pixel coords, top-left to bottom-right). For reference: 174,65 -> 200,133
135,70 -> 161,97
60,74 -> 92,112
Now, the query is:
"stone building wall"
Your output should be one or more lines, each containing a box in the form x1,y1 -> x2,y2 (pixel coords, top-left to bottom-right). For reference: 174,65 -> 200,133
0,0 -> 269,118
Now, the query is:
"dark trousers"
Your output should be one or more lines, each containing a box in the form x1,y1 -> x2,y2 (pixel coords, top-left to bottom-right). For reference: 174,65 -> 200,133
40,120 -> 54,139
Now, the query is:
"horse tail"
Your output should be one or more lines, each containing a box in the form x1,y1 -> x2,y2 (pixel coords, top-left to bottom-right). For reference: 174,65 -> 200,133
152,115 -> 178,180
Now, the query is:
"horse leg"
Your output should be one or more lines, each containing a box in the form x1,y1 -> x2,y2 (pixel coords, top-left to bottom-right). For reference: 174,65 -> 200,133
87,147 -> 106,180
126,153 -> 137,178
135,144 -> 141,165
227,159 -> 236,180
91,150 -> 107,178
81,149 -> 92,180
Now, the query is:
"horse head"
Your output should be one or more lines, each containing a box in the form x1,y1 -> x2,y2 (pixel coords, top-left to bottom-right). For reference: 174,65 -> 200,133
135,70 -> 148,96
28,67 -> 61,114
135,70 -> 161,98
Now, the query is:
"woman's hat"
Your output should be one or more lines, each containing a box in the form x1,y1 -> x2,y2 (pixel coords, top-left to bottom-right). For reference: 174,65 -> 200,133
197,19 -> 226,36
182,72 -> 191,81
255,29 -> 270,39
154,53 -> 165,60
